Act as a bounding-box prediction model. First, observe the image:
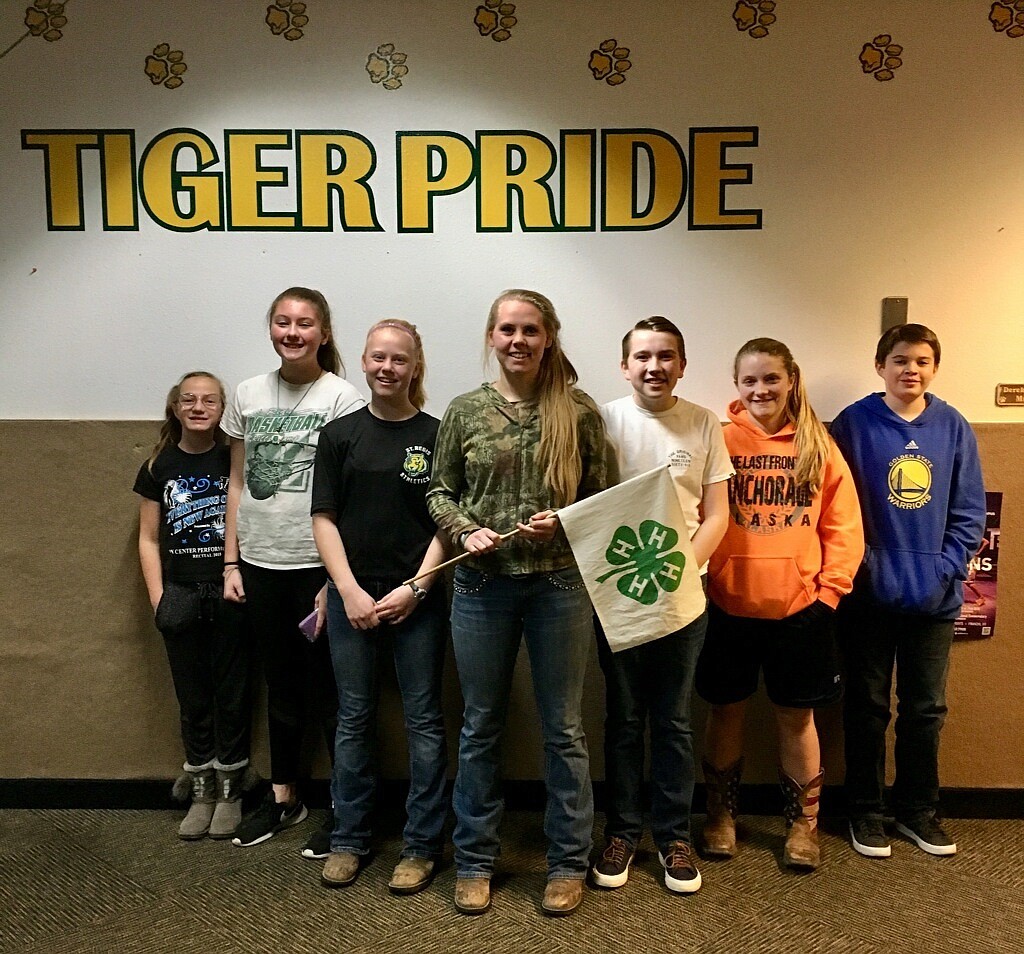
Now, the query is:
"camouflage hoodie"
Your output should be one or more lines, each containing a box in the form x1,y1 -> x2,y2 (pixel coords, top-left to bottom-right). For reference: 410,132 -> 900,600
426,383 -> 608,575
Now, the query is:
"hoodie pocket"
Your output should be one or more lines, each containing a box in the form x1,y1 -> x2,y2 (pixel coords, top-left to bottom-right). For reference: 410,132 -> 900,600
863,547 -> 950,615
710,556 -> 813,620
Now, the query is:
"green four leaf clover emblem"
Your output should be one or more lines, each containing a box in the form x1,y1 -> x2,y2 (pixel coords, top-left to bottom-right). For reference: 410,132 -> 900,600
596,520 -> 686,605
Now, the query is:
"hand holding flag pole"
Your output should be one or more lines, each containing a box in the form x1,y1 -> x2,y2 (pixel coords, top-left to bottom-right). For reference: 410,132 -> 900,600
402,509 -> 558,586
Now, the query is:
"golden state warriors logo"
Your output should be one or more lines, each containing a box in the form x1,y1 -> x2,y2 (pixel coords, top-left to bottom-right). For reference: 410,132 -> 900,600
887,455 -> 933,509
401,445 -> 431,485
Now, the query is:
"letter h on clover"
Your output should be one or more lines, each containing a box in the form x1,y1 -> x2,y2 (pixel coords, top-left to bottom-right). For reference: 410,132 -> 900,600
596,521 -> 687,605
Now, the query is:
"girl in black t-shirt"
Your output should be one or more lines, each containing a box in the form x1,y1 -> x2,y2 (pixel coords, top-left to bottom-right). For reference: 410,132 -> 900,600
311,320 -> 449,895
134,371 -> 253,841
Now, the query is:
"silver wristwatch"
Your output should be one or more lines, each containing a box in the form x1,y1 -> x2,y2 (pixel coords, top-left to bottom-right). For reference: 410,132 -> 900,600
408,580 -> 428,600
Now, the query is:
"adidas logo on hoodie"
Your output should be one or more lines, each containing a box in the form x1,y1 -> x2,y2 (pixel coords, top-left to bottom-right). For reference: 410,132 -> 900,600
905,440 -> 919,450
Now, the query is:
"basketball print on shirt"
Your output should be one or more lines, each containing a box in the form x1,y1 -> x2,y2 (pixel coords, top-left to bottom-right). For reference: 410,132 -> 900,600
245,408 -> 329,499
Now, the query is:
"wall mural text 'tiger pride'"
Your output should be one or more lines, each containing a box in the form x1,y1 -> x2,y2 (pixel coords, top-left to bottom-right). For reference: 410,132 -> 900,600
21,126 -> 761,233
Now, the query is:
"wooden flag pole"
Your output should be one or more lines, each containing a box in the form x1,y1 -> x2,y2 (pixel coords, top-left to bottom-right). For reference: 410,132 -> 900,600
401,528 -> 523,586
402,510 -> 560,586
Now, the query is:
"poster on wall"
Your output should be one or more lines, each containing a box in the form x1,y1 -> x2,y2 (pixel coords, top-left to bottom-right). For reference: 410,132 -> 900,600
954,491 -> 1001,641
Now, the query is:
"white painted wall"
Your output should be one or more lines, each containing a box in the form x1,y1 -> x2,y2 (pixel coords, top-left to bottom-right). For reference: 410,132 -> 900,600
2,0 -> 1021,421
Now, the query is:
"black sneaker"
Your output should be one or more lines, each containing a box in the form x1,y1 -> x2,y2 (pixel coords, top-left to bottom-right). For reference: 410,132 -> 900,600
301,811 -> 334,860
591,836 -> 635,889
895,815 -> 956,856
232,792 -> 308,847
849,817 -> 891,858
658,841 -> 702,894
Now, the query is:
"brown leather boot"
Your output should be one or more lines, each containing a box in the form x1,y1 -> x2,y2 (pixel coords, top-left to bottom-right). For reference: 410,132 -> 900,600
780,768 -> 824,869
541,878 -> 584,916
454,877 -> 491,915
701,757 -> 742,858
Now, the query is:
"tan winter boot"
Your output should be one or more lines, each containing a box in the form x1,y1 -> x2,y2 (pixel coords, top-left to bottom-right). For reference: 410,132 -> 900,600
174,766 -> 216,840
780,768 -> 824,869
701,757 -> 742,858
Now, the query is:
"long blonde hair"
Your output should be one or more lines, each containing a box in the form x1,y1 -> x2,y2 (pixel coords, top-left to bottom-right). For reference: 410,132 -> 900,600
485,289 -> 593,507
365,318 -> 427,409
267,286 -> 344,375
733,338 -> 831,496
147,371 -> 226,473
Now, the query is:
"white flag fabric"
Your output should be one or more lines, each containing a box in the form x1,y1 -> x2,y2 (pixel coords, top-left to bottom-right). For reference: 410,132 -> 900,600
559,465 -> 706,653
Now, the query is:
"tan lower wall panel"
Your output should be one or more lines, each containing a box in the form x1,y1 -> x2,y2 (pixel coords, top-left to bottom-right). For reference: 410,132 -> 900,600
1,421 -> 1021,787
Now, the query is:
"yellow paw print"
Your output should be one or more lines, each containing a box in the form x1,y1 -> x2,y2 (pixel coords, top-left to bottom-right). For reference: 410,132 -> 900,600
145,44 -> 187,89
474,0 -> 517,42
989,1 -> 1024,38
733,0 -> 776,39
588,39 -> 632,87
859,34 -> 903,82
24,1 -> 67,42
266,1 -> 308,41
366,44 -> 409,90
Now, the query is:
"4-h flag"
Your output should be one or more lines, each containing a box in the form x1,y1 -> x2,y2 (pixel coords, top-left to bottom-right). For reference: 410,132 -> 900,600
559,465 -> 706,653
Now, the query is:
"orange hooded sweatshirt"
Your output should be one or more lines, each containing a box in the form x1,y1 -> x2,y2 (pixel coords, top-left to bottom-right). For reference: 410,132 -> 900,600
708,401 -> 864,620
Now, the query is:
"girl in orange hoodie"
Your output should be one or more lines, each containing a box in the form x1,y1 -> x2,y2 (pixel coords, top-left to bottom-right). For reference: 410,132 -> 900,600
696,338 -> 863,869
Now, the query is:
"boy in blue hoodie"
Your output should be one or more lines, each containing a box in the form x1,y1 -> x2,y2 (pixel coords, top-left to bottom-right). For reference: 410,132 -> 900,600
830,324 -> 985,859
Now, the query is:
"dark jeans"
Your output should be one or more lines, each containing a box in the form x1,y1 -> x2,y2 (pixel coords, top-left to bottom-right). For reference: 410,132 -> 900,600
156,581 -> 251,769
596,608 -> 707,851
327,579 -> 448,858
839,598 -> 954,821
240,561 -> 337,785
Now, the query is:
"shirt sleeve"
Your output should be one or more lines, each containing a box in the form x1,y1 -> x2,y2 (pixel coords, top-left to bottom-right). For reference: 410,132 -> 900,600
575,399 -> 609,502
940,418 -> 986,581
220,382 -> 245,440
827,410 -> 850,458
311,424 -> 344,516
426,402 -> 479,545
702,410 -> 735,486
132,460 -> 162,501
330,380 -> 367,420
815,441 -> 866,607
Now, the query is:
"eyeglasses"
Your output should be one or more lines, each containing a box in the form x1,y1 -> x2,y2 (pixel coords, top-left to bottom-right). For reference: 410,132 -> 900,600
178,394 -> 222,409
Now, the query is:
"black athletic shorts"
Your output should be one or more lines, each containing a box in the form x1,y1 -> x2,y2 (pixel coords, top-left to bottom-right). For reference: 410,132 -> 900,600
695,599 -> 842,708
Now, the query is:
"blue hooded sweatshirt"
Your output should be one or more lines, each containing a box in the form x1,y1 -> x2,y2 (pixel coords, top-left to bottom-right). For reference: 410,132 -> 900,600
829,393 -> 985,619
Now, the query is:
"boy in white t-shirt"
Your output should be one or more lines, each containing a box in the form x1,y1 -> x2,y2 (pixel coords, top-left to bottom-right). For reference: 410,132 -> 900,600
593,317 -> 733,895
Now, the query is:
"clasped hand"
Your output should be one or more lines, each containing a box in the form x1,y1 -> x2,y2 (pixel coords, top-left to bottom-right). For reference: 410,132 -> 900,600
343,583 -> 419,630
463,510 -> 558,555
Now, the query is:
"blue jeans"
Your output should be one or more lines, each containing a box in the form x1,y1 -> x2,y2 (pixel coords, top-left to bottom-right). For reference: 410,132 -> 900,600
327,580 -> 448,858
450,565 -> 594,880
839,598 -> 954,822
596,607 -> 707,851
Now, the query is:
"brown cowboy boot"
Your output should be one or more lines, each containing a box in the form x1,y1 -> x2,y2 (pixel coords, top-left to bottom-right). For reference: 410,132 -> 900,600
780,768 -> 824,869
701,757 -> 742,858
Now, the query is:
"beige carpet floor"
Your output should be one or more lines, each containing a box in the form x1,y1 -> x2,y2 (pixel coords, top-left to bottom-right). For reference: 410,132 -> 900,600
2,808 -> 1022,954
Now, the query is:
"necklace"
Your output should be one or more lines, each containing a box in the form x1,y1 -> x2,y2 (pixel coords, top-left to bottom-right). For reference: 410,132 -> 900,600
270,370 -> 322,434
277,370 -> 321,414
